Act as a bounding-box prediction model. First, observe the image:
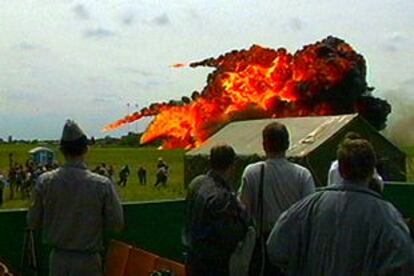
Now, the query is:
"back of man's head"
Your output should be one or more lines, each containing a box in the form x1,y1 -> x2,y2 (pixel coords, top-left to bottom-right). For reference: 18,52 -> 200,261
210,144 -> 236,172
337,139 -> 376,182
262,122 -> 290,155
344,131 -> 362,141
60,120 -> 89,158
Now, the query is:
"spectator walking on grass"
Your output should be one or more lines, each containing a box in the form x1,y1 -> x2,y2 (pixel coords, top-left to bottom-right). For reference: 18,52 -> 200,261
155,157 -> 169,188
118,165 -> 130,187
155,165 -> 168,188
27,119 -> 124,276
157,157 -> 168,170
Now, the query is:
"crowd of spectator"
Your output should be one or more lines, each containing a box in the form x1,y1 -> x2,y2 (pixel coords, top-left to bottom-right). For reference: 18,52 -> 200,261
91,159 -> 169,188
0,160 -> 59,205
0,157 -> 171,207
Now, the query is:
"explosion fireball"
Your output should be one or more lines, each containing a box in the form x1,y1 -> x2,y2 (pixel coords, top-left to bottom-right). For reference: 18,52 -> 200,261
103,36 -> 391,149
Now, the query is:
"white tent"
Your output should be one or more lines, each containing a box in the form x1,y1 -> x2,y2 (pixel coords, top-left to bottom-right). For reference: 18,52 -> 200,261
185,114 -> 406,187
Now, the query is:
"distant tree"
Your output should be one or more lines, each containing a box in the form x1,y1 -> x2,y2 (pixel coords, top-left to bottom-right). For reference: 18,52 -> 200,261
8,135 -> 13,143
120,132 -> 141,146
92,132 -> 161,147
144,139 -> 162,148
98,135 -> 118,145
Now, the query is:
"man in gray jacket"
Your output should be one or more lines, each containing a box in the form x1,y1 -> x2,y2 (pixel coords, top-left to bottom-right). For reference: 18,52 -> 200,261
267,139 -> 414,275
27,120 -> 124,276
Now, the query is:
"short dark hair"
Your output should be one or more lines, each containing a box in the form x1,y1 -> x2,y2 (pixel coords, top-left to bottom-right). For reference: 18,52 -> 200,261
60,136 -> 88,157
344,131 -> 362,140
337,139 -> 376,181
262,122 -> 290,153
210,144 -> 236,171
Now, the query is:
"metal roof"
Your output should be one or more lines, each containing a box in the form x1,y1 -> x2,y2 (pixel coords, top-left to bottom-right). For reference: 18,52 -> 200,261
28,146 -> 54,154
187,114 -> 359,158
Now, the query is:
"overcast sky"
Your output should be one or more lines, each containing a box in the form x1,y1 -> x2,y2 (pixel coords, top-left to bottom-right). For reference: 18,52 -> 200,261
0,0 -> 413,141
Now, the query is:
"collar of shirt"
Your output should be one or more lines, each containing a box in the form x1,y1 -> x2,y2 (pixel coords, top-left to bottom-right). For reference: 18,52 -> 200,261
63,160 -> 88,170
324,181 -> 383,199
206,170 -> 230,190
266,156 -> 287,163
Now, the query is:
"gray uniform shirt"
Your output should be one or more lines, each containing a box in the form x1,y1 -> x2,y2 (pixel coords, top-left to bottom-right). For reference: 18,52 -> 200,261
27,160 -> 124,252
238,157 -> 315,234
267,182 -> 414,275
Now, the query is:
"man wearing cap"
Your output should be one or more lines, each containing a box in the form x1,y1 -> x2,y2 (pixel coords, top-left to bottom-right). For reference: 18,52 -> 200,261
27,120 -> 124,276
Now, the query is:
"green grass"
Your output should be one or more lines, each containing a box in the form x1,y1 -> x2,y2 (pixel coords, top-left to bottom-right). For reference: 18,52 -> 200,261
402,146 -> 414,157
2,143 -> 414,209
0,144 -> 185,209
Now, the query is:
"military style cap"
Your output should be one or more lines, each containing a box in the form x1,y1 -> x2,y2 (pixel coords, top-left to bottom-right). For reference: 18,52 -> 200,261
60,119 -> 88,146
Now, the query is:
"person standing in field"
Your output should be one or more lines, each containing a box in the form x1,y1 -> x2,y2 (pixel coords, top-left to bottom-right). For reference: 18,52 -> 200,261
99,163 -> 108,177
8,165 -> 16,200
15,164 -> 24,192
155,157 -> 169,188
155,165 -> 168,188
117,165 -> 130,187
27,120 -> 124,276
0,170 -> 7,206
137,165 -> 147,185
267,138 -> 414,275
157,157 -> 168,170
108,165 -> 115,183
238,122 -> 315,275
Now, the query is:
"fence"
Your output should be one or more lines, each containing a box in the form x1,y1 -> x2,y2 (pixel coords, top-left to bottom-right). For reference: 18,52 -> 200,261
1,182 -> 414,275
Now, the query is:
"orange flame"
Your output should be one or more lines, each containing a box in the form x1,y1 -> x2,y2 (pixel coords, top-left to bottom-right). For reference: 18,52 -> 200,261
170,63 -> 187,68
104,36 -> 373,149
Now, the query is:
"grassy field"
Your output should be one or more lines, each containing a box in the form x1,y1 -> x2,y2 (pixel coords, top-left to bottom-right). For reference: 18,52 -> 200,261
1,143 -> 413,209
0,144 -> 185,209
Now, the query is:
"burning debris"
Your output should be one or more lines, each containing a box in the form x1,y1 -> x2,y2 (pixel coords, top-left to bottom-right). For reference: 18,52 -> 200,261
103,36 -> 391,149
